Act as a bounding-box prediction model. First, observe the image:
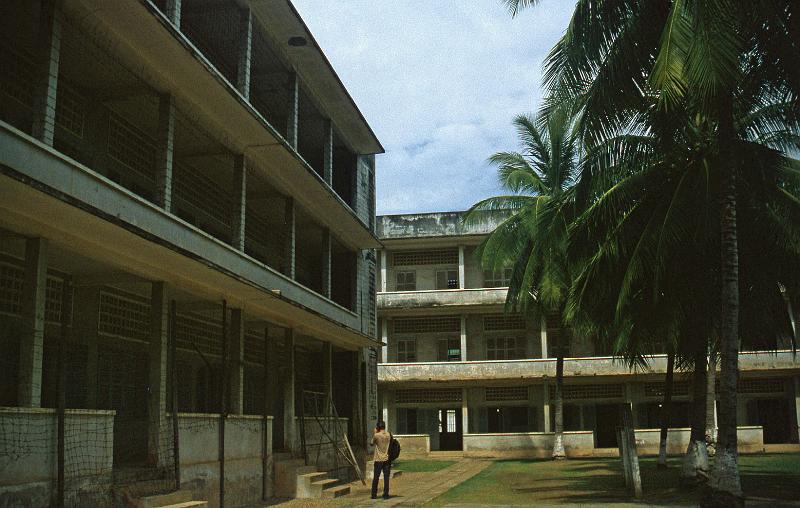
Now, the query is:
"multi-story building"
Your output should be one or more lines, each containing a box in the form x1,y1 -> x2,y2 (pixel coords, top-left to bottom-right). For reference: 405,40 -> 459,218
0,0 -> 381,506
376,211 -> 800,457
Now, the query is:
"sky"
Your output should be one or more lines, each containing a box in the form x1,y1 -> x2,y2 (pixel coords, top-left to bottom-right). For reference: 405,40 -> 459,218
291,0 -> 575,215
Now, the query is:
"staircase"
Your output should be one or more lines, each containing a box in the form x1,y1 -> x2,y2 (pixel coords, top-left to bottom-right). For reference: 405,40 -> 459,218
274,454 -> 351,499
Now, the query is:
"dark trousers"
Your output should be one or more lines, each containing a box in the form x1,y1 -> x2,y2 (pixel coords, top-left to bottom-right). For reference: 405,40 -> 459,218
371,460 -> 391,498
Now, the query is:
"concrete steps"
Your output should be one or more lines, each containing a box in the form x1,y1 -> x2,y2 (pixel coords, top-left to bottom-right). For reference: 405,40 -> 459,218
322,484 -> 351,499
136,489 -> 207,508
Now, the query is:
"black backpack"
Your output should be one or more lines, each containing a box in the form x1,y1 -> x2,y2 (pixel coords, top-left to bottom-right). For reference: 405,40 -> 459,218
388,433 -> 401,462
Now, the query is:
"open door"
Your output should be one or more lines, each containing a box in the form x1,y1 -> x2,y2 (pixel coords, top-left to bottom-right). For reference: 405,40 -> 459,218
438,408 -> 462,451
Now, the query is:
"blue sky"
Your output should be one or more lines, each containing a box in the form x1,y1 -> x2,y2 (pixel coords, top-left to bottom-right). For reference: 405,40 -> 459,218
292,1 -> 575,215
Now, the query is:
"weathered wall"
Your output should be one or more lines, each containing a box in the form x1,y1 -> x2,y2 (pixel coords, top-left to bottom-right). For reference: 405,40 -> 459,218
633,426 -> 765,455
393,434 -> 430,457
463,431 -> 595,459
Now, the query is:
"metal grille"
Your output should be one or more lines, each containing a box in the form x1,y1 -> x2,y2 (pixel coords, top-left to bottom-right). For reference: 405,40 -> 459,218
244,331 -> 265,365
0,46 -> 35,108
552,384 -> 624,400
644,381 -> 690,397
98,289 -> 150,342
175,312 -> 223,356
107,113 -> 156,181
484,313 -> 526,331
395,389 -> 462,404
45,276 -> 66,324
54,82 -> 85,138
485,386 -> 528,402
738,378 -> 785,394
0,263 -> 24,315
173,162 -> 232,228
394,316 -> 460,334
393,249 -> 458,266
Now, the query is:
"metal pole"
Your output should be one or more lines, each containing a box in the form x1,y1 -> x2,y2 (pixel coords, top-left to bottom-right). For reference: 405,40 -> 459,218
262,326 -> 269,501
170,300 -> 180,490
219,299 -> 227,508
56,277 -> 71,508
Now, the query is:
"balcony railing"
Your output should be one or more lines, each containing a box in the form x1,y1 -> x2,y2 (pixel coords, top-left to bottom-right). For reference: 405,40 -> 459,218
378,287 -> 508,311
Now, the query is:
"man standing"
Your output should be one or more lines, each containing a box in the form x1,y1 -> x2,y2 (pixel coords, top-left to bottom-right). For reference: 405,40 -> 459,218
371,420 -> 391,499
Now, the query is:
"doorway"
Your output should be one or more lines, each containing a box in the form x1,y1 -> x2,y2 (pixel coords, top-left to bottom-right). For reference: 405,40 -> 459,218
438,408 -> 463,451
594,403 -> 623,448
751,399 -> 794,444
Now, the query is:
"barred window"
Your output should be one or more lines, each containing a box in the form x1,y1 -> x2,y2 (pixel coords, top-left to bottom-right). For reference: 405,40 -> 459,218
55,83 -> 85,138
45,276 -> 68,324
436,269 -> 459,290
396,389 -> 462,404
737,378 -> 784,394
486,336 -> 526,360
394,316 -> 461,333
0,263 -> 24,315
396,339 -> 416,362
485,386 -> 529,402
393,249 -> 458,266
395,271 -> 416,291
483,268 -> 512,288
107,113 -> 156,181
484,314 -> 526,331
644,381 -> 690,397
98,290 -> 150,342
552,384 -> 624,400
175,313 -> 223,356
437,338 -> 461,362
0,47 -> 35,108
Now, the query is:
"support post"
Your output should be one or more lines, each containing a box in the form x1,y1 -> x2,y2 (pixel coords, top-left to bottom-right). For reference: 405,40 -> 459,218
220,300 -> 228,508
322,342 -> 332,413
321,228 -> 332,298
380,249 -> 387,292
31,0 -> 62,146
794,377 -> 800,444
283,197 -> 296,279
262,326 -> 272,500
380,318 -> 388,363
381,390 -> 389,429
170,300 -> 180,490
18,238 -> 47,407
540,316 -> 549,359
543,384 -> 552,432
56,277 -> 71,508
283,328 -> 296,452
236,7 -> 253,100
460,315 -> 467,361
458,245 -> 465,289
323,119 -> 333,185
165,0 -> 181,25
229,309 -> 245,415
231,156 -> 247,251
156,94 -> 176,212
461,388 -> 469,434
286,72 -> 299,149
148,282 -> 169,466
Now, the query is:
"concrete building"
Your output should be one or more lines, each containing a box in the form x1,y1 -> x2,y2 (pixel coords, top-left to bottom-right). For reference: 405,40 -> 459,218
0,0 -> 381,506
376,211 -> 800,458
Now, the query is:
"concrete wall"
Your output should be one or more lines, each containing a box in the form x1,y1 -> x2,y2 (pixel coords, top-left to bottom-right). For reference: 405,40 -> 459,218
463,431 -> 595,459
0,407 -> 115,508
393,434 -> 430,457
178,413 -> 271,508
377,210 -> 511,240
633,426 -> 765,455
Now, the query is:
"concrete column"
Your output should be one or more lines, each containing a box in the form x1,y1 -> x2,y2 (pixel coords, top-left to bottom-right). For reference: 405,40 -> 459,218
794,377 -> 800,443
72,285 -> 101,408
231,155 -> 247,251
229,309 -> 245,415
31,0 -> 62,146
283,197 -> 296,279
283,328 -> 296,451
461,388 -> 469,434
236,7 -> 253,100
625,383 -> 636,428
164,0 -> 181,25
322,342 -> 332,413
540,316 -> 549,359
155,94 -> 176,212
321,228 -> 331,298
380,318 -> 388,363
323,119 -> 333,186
147,282 -> 169,464
458,245 -> 465,289
286,72 -> 299,149
460,315 -> 467,361
351,350 -> 365,447
543,384 -> 552,432
18,238 -> 48,407
379,249 -> 387,292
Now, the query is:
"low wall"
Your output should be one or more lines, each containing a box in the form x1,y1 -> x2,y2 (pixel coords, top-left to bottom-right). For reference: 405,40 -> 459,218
0,406 -> 115,508
463,431 -> 595,459
394,434 -> 430,457
178,413 -> 271,508
634,426 -> 764,455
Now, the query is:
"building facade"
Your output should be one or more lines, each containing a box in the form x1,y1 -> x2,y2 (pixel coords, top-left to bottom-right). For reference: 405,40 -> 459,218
376,211 -> 800,458
0,0 -> 381,506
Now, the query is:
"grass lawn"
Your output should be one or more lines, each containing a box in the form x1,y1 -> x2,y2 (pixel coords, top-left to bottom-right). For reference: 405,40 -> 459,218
425,454 -> 800,506
393,459 -> 457,473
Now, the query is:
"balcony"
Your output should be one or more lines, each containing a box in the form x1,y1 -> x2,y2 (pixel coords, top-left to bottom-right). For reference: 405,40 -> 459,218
377,351 -> 800,384
378,287 -> 508,312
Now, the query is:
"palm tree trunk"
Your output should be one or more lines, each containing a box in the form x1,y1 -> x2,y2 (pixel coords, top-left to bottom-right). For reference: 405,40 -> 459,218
681,349 -> 708,485
707,100 -> 744,508
552,353 -> 566,459
705,352 -> 717,457
657,353 -> 675,469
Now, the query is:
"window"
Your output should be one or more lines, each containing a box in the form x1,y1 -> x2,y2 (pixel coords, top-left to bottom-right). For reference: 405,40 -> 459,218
395,271 -> 416,291
486,337 -> 526,360
394,249 -> 458,266
436,269 -> 459,289
439,409 -> 457,432
396,339 -> 417,362
488,406 -> 529,433
398,408 -> 418,434
483,268 -> 512,288
437,338 -> 461,362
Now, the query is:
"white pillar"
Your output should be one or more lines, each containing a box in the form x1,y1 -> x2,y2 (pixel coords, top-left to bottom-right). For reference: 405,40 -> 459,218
381,390 -> 389,427
283,328 -> 296,451
381,318 -> 389,363
286,72 -> 299,149
18,238 -> 48,407
231,155 -> 247,251
458,245 -> 465,289
31,0 -> 62,146
283,197 -> 295,279
229,309 -> 245,415
380,249 -> 387,292
156,94 -> 175,212
322,341 -> 332,413
148,282 -> 169,464
794,377 -> 800,443
543,384 -> 552,432
540,316 -> 549,359
323,119 -> 333,186
321,229 -> 331,298
460,315 -> 467,361
235,7 -> 252,100
461,388 -> 469,435
164,0 -> 181,25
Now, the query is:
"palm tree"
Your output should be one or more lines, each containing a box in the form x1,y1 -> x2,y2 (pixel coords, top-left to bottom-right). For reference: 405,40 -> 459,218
503,1 -> 800,504
465,109 -> 581,460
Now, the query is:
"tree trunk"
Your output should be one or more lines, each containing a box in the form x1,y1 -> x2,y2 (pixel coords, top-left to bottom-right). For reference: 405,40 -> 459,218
707,99 -> 744,507
657,353 -> 675,469
681,349 -> 708,485
705,352 -> 717,457
552,353 -> 566,460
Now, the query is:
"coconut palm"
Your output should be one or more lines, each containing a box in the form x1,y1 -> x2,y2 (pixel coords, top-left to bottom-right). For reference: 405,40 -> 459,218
465,108 -> 581,460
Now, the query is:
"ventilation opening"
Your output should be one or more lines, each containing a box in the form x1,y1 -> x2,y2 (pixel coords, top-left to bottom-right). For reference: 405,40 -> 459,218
394,316 -> 460,334
393,249 -> 458,266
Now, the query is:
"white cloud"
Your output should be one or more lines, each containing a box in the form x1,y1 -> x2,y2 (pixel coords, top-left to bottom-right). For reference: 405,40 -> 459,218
291,0 -> 575,214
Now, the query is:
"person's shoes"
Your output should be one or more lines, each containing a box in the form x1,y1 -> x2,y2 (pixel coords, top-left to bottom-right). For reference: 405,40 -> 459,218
370,496 -> 376,499
382,495 -> 390,499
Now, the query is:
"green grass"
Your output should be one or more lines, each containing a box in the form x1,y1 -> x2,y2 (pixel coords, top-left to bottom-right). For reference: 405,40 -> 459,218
393,459 -> 457,473
424,454 -> 800,507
